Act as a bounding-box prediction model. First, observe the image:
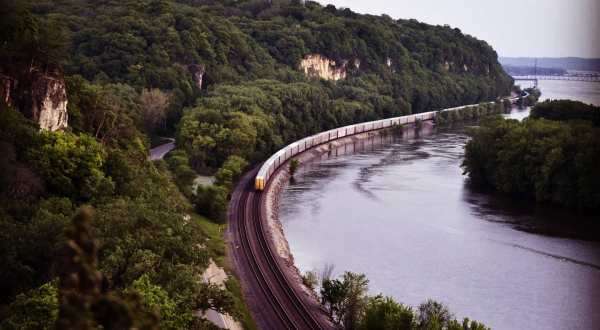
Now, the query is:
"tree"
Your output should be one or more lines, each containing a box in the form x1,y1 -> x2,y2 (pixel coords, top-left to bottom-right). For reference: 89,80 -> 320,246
215,155 -> 249,190
125,274 -> 193,329
341,272 -> 369,330
321,271 -> 369,329
25,131 -> 114,201
320,278 -> 347,322
0,282 -> 58,330
194,185 -> 229,222
140,88 -> 170,134
359,295 -> 414,330
448,318 -> 490,330
302,271 -> 319,292
416,299 -> 452,330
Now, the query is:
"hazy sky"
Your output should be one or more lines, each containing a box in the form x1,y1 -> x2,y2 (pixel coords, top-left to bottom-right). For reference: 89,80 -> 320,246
316,0 -> 600,58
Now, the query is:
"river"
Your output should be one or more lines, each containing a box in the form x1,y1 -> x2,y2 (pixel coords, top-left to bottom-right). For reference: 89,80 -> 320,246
277,80 -> 600,330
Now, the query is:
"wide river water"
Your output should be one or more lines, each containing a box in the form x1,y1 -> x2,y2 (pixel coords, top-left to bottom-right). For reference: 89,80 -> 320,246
278,80 -> 600,330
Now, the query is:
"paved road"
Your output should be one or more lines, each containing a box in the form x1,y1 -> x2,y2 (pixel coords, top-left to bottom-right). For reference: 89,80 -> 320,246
228,168 -> 334,329
149,138 -> 175,160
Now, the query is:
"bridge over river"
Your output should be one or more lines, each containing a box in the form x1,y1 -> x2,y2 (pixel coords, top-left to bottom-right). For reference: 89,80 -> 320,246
512,74 -> 600,87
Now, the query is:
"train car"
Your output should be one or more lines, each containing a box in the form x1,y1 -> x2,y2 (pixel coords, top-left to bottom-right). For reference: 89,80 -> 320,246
254,96 -> 515,190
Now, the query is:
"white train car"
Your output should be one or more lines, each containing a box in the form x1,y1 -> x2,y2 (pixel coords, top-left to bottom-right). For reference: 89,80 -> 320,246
255,96 -> 518,190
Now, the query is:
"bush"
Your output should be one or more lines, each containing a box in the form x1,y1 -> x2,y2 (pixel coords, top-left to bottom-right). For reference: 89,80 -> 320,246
215,155 -> 249,190
289,159 -> 300,176
193,185 -> 229,222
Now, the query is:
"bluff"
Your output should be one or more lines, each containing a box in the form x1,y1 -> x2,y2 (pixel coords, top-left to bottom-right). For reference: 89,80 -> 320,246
0,73 -> 68,131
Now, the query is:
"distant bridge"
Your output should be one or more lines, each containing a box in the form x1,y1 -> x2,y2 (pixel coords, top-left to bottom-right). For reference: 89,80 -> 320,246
512,75 -> 600,83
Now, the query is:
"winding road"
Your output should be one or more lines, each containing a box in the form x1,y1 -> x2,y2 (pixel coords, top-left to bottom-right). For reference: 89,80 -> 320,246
228,168 -> 334,329
149,138 -> 176,160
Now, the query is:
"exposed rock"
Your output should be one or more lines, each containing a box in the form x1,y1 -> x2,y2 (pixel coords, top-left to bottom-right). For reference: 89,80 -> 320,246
2,72 -> 69,131
386,57 -> 393,68
189,64 -> 205,90
443,61 -> 451,72
29,76 -> 69,131
0,74 -> 14,105
299,54 -> 347,81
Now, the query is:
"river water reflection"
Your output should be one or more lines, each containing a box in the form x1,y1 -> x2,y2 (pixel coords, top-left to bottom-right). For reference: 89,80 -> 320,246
278,81 -> 600,330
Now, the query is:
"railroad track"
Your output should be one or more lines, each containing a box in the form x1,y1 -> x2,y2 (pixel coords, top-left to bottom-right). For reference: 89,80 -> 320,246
229,169 -> 331,329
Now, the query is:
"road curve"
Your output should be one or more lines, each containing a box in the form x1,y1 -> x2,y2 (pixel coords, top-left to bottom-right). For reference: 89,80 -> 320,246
228,168 -> 334,329
149,138 -> 176,160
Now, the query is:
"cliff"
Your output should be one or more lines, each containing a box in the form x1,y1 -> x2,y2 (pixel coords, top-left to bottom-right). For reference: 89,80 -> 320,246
299,54 -> 347,81
30,76 -> 68,131
1,73 -> 68,131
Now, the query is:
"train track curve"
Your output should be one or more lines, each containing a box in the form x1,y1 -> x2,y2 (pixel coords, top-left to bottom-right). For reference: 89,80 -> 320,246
228,168 -> 334,329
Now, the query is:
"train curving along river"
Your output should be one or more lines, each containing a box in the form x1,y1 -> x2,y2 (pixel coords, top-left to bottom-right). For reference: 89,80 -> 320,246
277,80 -> 600,330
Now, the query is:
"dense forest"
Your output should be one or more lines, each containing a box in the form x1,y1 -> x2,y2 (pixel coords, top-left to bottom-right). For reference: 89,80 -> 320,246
463,100 -> 600,212
1,0 -> 513,328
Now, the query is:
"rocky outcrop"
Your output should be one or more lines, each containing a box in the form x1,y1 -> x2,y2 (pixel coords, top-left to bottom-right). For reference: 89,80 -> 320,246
3,72 -> 69,131
299,54 -> 347,81
1,74 -> 14,105
29,76 -> 68,131
189,64 -> 205,90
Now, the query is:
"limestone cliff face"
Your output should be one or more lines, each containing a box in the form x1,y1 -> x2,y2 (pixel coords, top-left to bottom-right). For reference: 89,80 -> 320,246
299,54 -> 347,81
4,73 -> 69,131
1,74 -> 14,105
31,76 -> 68,131
189,64 -> 205,90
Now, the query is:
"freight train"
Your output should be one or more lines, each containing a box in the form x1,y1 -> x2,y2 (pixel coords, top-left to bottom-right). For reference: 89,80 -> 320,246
255,96 -> 521,191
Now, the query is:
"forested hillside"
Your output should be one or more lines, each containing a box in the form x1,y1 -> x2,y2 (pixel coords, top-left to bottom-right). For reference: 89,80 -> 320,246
0,0 -> 512,328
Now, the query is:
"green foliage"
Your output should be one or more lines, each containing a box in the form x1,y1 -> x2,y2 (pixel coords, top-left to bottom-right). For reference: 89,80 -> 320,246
0,0 -> 68,76
0,198 -> 71,305
359,295 -> 414,330
126,274 -> 193,329
416,299 -> 452,330
531,99 -> 600,125
165,149 -> 197,192
57,206 -> 156,330
0,105 -> 238,326
0,282 -> 58,330
463,114 -> 600,211
289,159 -> 300,175
448,318 -> 491,330
66,76 -> 146,146
224,278 -> 259,330
302,271 -> 319,292
215,155 -> 249,190
320,271 -> 369,328
25,131 -> 114,201
194,185 -> 229,222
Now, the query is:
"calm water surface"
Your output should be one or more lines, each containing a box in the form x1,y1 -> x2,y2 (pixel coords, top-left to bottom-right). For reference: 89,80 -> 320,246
278,80 -> 600,330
